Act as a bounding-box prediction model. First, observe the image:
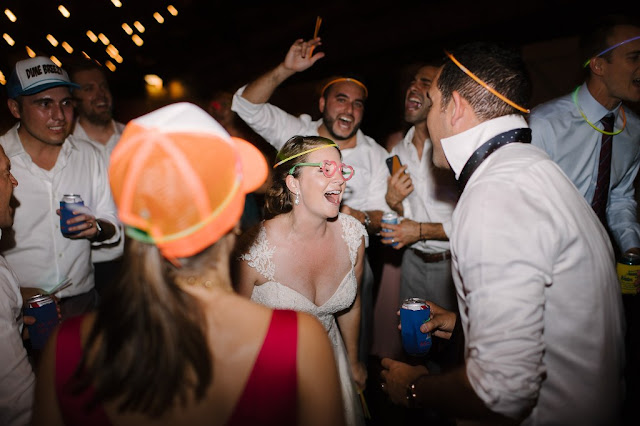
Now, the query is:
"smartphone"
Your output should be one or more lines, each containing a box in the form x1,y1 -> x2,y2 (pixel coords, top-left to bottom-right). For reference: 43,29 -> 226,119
386,155 -> 403,175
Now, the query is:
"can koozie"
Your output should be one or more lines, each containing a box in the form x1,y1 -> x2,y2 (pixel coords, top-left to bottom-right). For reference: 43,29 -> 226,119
24,294 -> 59,350
400,297 -> 432,356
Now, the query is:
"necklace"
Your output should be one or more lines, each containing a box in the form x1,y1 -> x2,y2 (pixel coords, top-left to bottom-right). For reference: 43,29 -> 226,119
572,86 -> 626,136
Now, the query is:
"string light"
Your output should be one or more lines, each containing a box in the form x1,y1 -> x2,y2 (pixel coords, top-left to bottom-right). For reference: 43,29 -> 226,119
2,3 -> 182,79
4,9 -> 17,22
3,33 -> 15,46
98,33 -> 110,45
46,34 -> 59,47
61,41 -> 73,53
58,5 -> 70,18
134,21 -> 145,33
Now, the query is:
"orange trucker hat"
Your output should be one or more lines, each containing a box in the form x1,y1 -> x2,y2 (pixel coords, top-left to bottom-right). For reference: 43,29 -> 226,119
109,102 -> 268,260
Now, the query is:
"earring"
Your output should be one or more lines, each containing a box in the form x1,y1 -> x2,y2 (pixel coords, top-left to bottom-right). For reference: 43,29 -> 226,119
295,192 -> 300,205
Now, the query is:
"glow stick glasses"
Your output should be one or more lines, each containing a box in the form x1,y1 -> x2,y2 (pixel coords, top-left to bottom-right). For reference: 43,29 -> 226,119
289,160 -> 354,181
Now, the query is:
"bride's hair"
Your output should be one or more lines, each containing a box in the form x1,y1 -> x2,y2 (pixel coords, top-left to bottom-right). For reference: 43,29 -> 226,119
264,135 -> 338,218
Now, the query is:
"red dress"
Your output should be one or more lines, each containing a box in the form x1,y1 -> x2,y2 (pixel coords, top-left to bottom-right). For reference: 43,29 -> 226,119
55,310 -> 299,425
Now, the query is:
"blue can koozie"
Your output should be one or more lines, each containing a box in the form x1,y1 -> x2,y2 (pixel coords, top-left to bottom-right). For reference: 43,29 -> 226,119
400,298 -> 432,356
24,294 -> 59,350
60,194 -> 85,235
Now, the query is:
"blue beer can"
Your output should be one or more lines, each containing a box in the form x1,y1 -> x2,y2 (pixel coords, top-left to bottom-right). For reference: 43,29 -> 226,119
382,211 -> 399,247
24,294 -> 59,350
400,298 -> 432,356
60,194 -> 85,235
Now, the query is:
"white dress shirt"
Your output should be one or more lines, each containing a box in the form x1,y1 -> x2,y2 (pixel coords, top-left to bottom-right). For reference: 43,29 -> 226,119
0,252 -> 34,426
0,124 -> 122,297
530,83 -> 640,253
390,126 -> 457,253
442,115 -> 625,424
72,119 -> 126,162
231,85 -> 390,212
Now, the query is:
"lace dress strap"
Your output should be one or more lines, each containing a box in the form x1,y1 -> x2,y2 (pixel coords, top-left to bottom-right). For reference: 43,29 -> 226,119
239,225 -> 276,281
339,213 -> 367,266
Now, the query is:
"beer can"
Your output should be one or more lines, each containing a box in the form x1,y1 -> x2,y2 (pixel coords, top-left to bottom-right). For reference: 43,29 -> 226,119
24,294 -> 59,350
381,211 -> 399,247
617,253 -> 640,295
400,297 -> 432,356
60,194 -> 85,235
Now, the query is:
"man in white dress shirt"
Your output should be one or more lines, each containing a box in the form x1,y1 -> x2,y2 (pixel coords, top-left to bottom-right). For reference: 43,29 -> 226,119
382,62 -> 459,314
380,42 -> 625,425
69,59 -> 126,294
0,56 -> 122,320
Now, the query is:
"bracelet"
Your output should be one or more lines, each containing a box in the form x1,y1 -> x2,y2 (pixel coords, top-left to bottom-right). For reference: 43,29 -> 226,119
406,374 -> 429,408
419,223 -> 423,240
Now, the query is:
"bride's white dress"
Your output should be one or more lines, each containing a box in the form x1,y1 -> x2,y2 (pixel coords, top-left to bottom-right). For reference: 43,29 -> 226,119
239,213 -> 367,426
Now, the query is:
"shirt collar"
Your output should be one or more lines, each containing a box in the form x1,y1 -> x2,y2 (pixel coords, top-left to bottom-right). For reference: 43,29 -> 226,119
3,123 -> 78,159
578,82 -> 622,122
441,114 -> 529,180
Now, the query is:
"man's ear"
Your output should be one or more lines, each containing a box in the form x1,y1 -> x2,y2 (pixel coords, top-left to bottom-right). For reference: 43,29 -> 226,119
450,91 -> 465,126
318,96 -> 326,114
7,99 -> 20,120
589,57 -> 605,76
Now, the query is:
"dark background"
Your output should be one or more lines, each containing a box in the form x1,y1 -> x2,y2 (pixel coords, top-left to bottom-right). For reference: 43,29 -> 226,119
1,0 -> 638,142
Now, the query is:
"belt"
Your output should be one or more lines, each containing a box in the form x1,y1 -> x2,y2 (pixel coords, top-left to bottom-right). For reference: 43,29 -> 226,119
410,248 -> 451,263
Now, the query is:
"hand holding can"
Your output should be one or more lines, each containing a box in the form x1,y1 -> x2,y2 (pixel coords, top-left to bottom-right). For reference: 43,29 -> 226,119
24,294 -> 60,350
60,194 -> 87,235
400,298 -> 432,356
382,211 -> 399,247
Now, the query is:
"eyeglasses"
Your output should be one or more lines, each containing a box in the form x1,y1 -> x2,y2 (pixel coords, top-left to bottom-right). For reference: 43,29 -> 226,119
289,160 -> 355,181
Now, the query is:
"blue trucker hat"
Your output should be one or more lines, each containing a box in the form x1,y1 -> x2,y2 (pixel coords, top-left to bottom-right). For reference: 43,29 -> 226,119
7,56 -> 79,99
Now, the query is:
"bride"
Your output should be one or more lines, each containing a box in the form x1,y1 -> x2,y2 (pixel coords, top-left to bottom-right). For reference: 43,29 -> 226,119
235,135 -> 367,426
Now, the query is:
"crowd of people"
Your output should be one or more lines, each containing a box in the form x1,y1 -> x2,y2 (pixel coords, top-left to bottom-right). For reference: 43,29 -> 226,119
0,13 -> 638,426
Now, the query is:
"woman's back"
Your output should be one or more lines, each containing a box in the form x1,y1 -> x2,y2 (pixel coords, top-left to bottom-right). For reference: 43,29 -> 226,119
34,290 -> 345,426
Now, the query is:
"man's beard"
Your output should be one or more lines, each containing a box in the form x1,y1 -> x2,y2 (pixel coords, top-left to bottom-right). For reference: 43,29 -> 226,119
322,112 -> 360,141
81,106 -> 112,126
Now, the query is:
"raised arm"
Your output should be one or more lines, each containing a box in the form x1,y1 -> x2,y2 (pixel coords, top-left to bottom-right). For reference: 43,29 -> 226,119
242,38 -> 325,104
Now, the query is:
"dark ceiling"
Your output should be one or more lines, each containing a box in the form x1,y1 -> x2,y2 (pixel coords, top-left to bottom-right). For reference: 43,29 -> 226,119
1,0 -> 637,136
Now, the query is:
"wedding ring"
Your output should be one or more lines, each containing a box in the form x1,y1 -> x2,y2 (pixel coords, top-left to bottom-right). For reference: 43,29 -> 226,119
391,238 -> 395,243
88,222 -> 92,228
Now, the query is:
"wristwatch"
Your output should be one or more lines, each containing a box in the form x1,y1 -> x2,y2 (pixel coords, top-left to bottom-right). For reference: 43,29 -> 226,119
362,211 -> 371,228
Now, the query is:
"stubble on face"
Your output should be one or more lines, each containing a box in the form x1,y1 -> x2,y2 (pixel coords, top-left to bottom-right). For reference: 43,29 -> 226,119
404,66 -> 438,125
73,69 -> 113,126
425,69 -> 451,170
321,82 -> 365,141
605,25 -> 640,103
